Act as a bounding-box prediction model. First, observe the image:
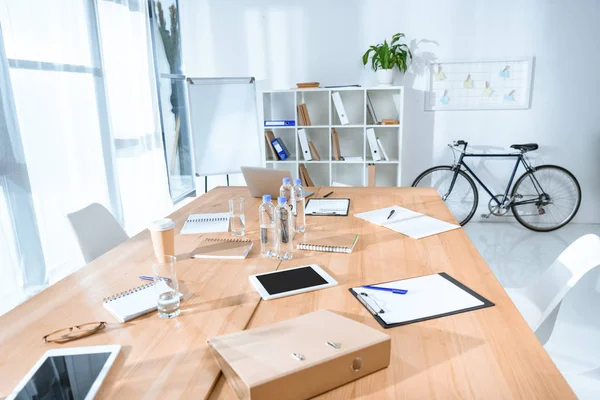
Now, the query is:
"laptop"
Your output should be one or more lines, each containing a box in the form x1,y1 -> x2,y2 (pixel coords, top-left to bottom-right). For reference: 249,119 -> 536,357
241,166 -> 314,198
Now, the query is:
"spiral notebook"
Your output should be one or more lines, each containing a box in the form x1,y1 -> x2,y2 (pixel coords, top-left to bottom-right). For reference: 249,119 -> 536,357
180,212 -> 231,234
297,233 -> 359,253
102,281 -> 183,322
192,238 -> 254,259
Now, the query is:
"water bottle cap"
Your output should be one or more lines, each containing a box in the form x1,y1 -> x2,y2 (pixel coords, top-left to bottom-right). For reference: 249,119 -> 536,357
262,194 -> 271,202
282,177 -> 291,184
293,178 -> 302,185
278,196 -> 287,204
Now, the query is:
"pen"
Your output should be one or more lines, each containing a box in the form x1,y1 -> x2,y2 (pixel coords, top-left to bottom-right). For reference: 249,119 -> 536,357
323,191 -> 334,198
386,209 -> 395,220
139,275 -> 172,283
362,285 -> 408,294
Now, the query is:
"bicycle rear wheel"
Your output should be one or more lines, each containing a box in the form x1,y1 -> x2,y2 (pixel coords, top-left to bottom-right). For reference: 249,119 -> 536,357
511,165 -> 581,232
412,166 -> 478,225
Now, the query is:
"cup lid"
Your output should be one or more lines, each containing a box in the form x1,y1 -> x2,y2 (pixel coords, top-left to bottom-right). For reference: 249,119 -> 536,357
149,218 -> 175,231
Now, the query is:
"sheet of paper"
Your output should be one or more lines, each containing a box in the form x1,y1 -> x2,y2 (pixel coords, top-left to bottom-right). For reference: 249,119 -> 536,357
352,274 -> 484,325
305,199 -> 349,215
355,205 -> 421,226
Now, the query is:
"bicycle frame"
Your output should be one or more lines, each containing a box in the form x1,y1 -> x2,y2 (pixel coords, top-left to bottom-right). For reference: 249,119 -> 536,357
448,146 -> 546,207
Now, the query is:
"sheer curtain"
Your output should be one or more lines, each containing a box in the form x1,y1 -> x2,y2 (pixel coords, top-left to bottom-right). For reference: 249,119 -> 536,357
0,0 -> 172,315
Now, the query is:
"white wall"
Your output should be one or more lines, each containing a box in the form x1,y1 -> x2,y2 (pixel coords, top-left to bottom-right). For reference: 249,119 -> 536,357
180,0 -> 600,223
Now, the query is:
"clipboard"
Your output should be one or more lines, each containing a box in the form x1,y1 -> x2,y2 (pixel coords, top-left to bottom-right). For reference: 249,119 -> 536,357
349,272 -> 494,329
305,198 -> 350,216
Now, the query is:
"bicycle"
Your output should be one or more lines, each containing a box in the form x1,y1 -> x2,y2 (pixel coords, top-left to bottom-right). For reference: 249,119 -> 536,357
411,141 -> 581,232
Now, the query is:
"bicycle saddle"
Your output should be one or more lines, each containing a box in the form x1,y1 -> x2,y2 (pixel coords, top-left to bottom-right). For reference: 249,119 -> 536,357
510,143 -> 538,152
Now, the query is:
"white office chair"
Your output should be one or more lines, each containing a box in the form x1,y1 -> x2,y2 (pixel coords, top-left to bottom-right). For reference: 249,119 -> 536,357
507,234 -> 600,338
67,203 -> 129,263
543,267 -> 600,399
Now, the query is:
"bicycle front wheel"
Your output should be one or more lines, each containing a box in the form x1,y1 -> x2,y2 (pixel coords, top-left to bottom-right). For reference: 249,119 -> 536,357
412,166 -> 478,225
511,165 -> 581,232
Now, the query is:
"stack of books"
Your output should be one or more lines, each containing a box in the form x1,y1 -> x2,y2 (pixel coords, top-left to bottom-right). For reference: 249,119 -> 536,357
296,82 -> 320,89
297,103 -> 312,126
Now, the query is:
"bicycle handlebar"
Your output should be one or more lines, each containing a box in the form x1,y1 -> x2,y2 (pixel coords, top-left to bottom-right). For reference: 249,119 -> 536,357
452,140 -> 468,147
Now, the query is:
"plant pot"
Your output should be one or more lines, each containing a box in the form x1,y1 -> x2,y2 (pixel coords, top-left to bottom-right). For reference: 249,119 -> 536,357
376,69 -> 394,86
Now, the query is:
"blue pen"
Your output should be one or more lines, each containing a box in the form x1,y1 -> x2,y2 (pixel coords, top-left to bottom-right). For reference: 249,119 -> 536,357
139,275 -> 172,283
362,285 -> 408,294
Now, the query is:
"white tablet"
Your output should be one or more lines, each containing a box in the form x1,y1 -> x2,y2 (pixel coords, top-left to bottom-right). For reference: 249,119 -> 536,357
249,264 -> 338,300
7,345 -> 120,400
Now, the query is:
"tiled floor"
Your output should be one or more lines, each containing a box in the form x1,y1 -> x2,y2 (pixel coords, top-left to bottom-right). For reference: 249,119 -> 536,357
464,221 -> 600,399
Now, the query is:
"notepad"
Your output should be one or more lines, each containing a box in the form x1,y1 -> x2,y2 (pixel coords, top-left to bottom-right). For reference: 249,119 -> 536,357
354,205 -> 460,239
181,212 -> 231,234
350,273 -> 494,328
192,238 -> 254,259
297,233 -> 358,253
305,198 -> 350,216
102,281 -> 183,322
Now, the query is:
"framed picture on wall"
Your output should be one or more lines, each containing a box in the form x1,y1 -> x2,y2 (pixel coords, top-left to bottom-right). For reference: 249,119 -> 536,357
424,57 -> 534,111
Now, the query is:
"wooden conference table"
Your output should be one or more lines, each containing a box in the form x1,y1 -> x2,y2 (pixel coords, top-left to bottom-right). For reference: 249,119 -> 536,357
0,187 -> 574,399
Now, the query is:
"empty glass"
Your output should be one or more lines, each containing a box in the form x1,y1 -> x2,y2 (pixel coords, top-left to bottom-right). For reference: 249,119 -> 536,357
152,255 -> 180,319
229,195 -> 246,236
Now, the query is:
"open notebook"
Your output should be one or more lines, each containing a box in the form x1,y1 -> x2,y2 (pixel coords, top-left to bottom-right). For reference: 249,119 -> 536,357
297,232 -> 359,253
192,238 -> 254,259
103,281 -> 183,322
354,205 -> 460,239
181,212 -> 230,234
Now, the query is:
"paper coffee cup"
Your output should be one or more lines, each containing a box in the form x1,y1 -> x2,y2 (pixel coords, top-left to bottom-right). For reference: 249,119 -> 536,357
149,218 -> 176,258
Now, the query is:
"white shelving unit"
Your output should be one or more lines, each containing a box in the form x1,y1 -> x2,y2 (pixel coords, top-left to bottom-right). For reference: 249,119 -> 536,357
262,86 -> 404,187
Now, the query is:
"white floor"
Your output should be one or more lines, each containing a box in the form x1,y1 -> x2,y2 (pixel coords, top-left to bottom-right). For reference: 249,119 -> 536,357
464,221 -> 600,398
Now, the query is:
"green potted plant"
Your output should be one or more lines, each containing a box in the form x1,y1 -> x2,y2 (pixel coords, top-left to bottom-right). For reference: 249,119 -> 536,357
362,33 -> 412,86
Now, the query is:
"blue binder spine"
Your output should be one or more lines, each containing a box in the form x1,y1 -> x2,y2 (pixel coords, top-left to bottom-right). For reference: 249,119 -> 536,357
264,120 -> 296,127
271,138 -> 290,160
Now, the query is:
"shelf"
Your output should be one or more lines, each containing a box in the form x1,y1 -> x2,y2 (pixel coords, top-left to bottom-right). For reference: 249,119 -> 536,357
332,125 -> 364,128
266,160 -> 297,164
298,125 -> 329,129
300,160 -> 329,164
367,160 -> 399,164
264,125 -> 296,129
331,160 -> 364,164
366,125 -> 400,128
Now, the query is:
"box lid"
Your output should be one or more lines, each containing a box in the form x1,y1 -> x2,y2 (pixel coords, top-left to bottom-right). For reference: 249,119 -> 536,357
208,310 -> 390,387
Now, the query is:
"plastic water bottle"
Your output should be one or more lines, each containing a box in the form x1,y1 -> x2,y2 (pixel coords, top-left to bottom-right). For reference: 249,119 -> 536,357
276,196 -> 293,260
259,195 -> 277,258
291,178 -> 306,233
279,177 -> 295,230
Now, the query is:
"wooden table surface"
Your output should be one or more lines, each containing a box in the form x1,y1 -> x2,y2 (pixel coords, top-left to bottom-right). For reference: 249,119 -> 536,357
0,187 -> 575,399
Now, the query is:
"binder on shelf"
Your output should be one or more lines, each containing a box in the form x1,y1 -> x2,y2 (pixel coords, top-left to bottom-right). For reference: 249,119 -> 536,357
367,94 -> 378,124
271,138 -> 290,160
308,141 -> 321,161
332,92 -> 349,125
298,129 -> 313,161
377,137 -> 390,161
368,164 -> 376,186
366,128 -> 381,161
299,164 -> 315,186
297,103 -> 311,126
331,128 -> 342,160
264,130 -> 280,160
264,119 -> 295,127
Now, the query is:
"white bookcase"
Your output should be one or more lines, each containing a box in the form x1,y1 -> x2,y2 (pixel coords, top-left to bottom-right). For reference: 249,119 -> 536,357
261,86 -> 404,187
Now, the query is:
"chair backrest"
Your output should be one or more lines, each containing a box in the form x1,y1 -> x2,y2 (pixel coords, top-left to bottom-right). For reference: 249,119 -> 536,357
523,234 -> 600,331
67,203 -> 129,263
544,266 -> 600,373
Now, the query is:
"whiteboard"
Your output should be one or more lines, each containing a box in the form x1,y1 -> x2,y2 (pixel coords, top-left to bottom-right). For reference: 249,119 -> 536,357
424,57 -> 533,111
187,77 -> 261,175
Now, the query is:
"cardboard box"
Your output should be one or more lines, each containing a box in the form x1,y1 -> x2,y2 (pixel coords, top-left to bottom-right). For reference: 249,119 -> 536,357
208,310 -> 391,400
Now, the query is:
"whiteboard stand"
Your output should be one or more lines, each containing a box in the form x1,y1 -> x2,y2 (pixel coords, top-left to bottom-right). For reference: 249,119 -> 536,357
187,77 -> 261,193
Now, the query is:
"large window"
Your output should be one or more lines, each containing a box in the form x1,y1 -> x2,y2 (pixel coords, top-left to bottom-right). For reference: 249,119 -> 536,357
149,0 -> 195,202
0,0 -> 172,315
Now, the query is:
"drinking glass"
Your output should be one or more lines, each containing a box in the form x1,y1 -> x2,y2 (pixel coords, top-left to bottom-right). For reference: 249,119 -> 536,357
229,195 -> 246,236
152,255 -> 180,319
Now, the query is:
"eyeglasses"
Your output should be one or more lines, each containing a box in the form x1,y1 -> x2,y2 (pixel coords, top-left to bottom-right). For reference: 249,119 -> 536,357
43,322 -> 107,344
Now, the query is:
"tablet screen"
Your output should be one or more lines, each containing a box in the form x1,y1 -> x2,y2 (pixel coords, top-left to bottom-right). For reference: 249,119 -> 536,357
256,266 -> 328,295
15,353 -> 111,400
